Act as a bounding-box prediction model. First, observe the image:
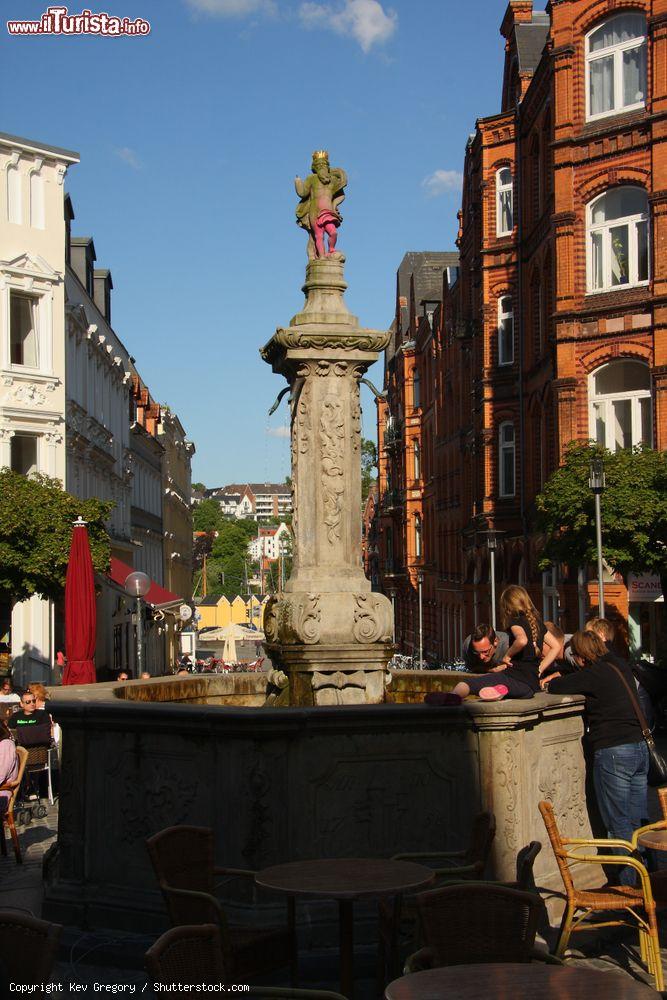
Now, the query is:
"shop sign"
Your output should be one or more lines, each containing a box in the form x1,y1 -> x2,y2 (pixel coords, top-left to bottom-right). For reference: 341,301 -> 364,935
628,573 -> 664,603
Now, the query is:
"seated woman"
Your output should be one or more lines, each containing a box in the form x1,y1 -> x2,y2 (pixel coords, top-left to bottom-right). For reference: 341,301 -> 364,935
0,721 -> 18,818
452,585 -> 560,701
541,629 -> 647,886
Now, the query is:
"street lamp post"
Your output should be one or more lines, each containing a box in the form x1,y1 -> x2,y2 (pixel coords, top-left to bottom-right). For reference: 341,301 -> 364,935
487,532 -> 498,630
417,572 -> 424,670
589,455 -> 606,618
124,571 -> 151,676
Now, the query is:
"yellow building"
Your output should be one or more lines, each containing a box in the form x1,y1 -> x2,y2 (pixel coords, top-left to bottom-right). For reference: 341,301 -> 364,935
195,594 -> 271,631
159,410 -> 195,603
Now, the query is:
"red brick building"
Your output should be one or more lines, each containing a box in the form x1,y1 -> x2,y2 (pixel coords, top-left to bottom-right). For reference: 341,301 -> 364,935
377,0 -> 666,662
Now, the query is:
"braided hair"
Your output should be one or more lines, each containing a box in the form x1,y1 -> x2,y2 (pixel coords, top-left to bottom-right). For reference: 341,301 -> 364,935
500,585 -> 542,648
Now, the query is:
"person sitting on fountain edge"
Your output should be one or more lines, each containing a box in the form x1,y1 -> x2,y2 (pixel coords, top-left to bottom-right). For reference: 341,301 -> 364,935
461,624 -> 510,673
451,586 -> 561,702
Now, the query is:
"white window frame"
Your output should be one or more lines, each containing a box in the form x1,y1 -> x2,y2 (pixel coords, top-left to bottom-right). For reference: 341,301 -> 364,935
499,421 -> 516,498
588,361 -> 652,451
414,515 -> 423,559
2,271 -> 55,377
498,296 -> 514,366
585,15 -> 647,123
412,369 -> 421,409
496,167 -> 513,237
586,187 -> 649,294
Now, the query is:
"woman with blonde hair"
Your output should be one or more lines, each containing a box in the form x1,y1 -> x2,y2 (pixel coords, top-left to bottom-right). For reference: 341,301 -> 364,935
542,629 -> 647,885
452,585 -> 560,701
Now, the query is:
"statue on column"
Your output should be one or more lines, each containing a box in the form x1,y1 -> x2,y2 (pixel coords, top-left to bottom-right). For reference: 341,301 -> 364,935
295,150 -> 347,259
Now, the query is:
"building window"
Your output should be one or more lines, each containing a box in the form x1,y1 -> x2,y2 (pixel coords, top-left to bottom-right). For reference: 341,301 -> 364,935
499,422 -> 516,497
412,369 -> 421,409
587,187 -> 649,293
498,296 -> 514,366
496,167 -> 513,236
6,165 -> 21,225
10,292 -> 39,368
586,13 -> 647,121
414,515 -> 423,559
413,441 -> 421,480
589,360 -> 652,451
10,434 -> 38,476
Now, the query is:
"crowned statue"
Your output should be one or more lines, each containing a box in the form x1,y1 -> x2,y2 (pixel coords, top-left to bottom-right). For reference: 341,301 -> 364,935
295,150 -> 348,259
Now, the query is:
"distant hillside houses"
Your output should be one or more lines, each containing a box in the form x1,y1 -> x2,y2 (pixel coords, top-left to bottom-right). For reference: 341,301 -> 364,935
248,522 -> 291,561
204,482 -> 292,521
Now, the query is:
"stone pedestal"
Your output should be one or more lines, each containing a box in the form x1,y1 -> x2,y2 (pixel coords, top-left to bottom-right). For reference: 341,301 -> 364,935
261,255 -> 392,705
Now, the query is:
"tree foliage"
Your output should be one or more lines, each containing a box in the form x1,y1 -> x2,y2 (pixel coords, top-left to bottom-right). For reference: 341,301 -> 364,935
192,498 -> 223,533
534,443 -> 667,587
0,469 -> 112,604
361,437 -> 378,504
196,518 -> 259,600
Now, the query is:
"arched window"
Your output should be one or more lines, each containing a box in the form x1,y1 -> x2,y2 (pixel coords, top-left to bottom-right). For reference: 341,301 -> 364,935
588,187 -> 649,292
412,368 -> 421,409
589,360 -> 652,450
496,168 -> 513,236
586,13 -> 647,121
413,440 -> 421,480
414,514 -> 423,559
498,296 -> 514,366
6,164 -> 21,224
499,422 -> 516,498
29,170 -> 44,229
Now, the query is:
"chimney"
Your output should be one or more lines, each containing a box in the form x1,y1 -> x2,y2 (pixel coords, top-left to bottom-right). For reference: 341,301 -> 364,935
93,269 -> 113,323
64,195 -> 74,267
70,236 -> 96,297
500,0 -> 533,39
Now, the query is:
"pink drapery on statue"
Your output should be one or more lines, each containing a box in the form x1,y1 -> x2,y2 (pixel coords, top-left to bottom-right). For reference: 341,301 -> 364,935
62,518 -> 97,685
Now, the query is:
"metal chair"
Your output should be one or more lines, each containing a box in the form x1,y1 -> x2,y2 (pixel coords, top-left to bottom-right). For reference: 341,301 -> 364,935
23,744 -> 55,806
0,746 -> 28,863
0,910 -> 62,984
146,825 -> 292,982
405,882 -> 554,972
539,799 -> 663,991
145,923 -> 347,999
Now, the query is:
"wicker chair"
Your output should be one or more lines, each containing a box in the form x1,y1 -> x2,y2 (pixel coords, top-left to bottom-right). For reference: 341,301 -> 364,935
0,746 -> 28,863
145,923 -> 347,999
0,910 -> 62,984
404,882 -> 550,972
631,786 -> 667,906
378,811 -> 496,982
146,825 -> 292,982
539,799 -> 664,991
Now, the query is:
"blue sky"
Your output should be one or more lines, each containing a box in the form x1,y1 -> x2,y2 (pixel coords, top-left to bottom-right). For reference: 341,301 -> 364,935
3,0 -> 509,487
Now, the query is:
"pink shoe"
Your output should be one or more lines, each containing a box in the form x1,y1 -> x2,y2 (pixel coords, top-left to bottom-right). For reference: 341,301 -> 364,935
479,685 -> 509,701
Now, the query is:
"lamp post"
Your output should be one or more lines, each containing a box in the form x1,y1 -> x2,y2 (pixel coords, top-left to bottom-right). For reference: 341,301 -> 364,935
589,455 -> 606,618
487,532 -> 498,630
124,571 -> 151,676
417,571 -> 424,670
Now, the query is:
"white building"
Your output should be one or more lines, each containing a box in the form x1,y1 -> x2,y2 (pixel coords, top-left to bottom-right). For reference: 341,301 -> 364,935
0,132 -> 78,683
248,522 -> 291,561
207,482 -> 292,521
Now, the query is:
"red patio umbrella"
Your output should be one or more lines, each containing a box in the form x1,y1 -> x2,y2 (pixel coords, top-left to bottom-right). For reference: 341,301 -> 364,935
62,517 -> 97,685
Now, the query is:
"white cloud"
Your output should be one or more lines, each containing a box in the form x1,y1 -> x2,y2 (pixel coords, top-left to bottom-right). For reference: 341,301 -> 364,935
421,169 -> 463,198
299,0 -> 397,52
114,147 -> 142,170
267,425 -> 290,438
185,0 -> 276,16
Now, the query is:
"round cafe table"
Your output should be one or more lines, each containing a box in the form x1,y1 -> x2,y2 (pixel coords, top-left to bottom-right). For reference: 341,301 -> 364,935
384,963 -> 657,999
255,857 -> 435,999
637,828 -> 667,852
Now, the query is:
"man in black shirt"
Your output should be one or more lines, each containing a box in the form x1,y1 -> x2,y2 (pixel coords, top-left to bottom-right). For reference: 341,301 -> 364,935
7,690 -> 51,747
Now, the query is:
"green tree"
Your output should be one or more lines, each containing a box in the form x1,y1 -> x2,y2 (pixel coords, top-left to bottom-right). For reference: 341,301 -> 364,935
192,498 -> 223,533
361,437 -> 378,504
0,469 -> 112,605
204,518 -> 259,599
534,442 -> 667,603
191,482 -> 206,494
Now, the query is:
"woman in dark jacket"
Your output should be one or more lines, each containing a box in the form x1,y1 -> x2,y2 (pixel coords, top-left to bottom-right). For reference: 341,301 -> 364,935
541,629 -> 647,885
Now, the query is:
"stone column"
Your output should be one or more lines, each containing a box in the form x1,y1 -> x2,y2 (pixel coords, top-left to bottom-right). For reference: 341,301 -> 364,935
261,255 -> 393,704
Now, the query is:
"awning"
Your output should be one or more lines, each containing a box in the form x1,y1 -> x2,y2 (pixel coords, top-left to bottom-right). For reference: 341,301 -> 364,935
108,557 -> 183,609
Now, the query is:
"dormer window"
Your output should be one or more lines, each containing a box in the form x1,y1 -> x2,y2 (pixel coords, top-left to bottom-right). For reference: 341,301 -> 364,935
586,13 -> 647,121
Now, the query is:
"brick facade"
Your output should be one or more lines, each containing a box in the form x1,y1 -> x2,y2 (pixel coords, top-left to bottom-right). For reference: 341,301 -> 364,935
377,0 -> 666,662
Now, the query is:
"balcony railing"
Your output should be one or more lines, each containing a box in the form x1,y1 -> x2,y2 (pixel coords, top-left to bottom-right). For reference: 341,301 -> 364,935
380,489 -> 404,513
383,419 -> 403,450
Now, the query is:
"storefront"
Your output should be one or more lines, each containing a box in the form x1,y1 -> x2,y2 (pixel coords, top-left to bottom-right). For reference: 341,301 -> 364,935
628,573 -> 665,663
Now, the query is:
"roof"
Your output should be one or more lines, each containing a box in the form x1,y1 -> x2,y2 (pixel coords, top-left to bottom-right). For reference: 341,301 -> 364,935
211,483 -> 290,497
0,130 -> 79,162
108,557 -> 182,608
515,21 -> 549,73
195,596 -> 221,606
387,251 -> 459,364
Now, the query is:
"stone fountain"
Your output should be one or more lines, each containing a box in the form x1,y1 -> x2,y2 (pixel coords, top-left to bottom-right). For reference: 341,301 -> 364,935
260,151 -> 393,706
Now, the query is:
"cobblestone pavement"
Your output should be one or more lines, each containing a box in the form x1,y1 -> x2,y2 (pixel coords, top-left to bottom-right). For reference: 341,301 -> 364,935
2,789 -> 667,996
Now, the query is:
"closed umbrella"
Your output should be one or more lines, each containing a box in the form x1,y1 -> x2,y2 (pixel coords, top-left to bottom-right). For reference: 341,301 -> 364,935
63,517 -> 97,685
